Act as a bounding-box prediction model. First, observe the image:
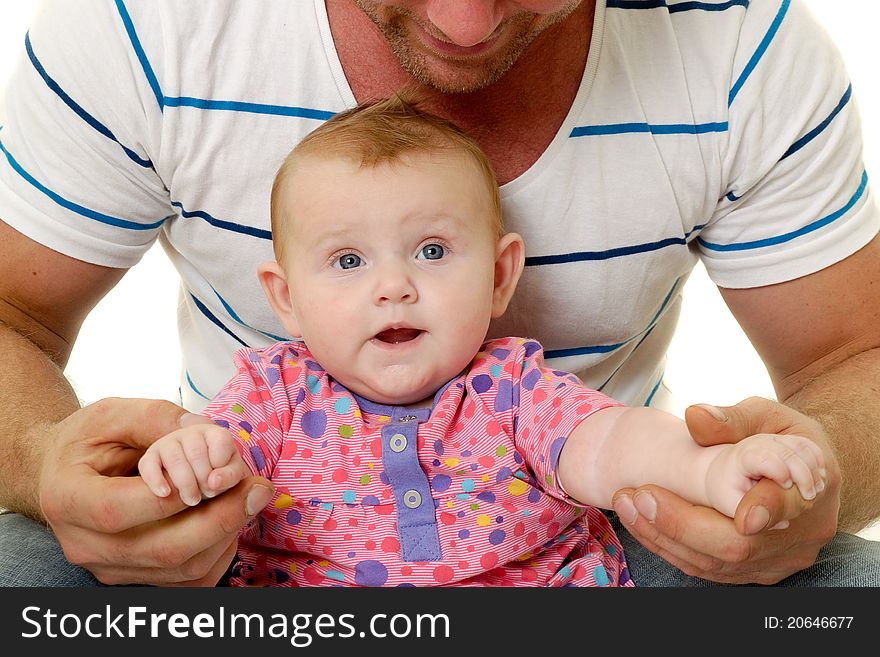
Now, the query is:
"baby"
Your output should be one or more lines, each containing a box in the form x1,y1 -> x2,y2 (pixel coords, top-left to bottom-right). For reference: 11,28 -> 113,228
139,96 -> 825,587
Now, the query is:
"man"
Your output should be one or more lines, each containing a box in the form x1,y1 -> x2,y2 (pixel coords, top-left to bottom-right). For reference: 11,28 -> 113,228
0,0 -> 878,586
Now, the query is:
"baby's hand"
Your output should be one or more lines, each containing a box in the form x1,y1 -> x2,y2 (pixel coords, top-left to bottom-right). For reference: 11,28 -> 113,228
704,433 -> 826,521
138,424 -> 249,506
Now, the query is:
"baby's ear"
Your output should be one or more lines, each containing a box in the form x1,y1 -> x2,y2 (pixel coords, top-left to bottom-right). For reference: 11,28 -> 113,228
257,261 -> 302,338
491,232 -> 525,319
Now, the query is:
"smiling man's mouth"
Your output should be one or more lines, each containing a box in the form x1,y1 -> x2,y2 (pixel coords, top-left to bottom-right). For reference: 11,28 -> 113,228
374,328 -> 423,344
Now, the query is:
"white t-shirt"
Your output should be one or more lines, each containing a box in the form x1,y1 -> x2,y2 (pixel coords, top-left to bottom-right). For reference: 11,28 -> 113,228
1,0 -> 877,412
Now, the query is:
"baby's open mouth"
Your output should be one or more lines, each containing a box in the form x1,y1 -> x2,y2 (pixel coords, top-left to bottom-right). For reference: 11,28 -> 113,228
374,328 -> 423,344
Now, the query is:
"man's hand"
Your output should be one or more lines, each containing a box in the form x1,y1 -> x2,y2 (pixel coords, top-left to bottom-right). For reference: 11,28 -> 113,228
37,397 -> 274,586
611,397 -> 840,584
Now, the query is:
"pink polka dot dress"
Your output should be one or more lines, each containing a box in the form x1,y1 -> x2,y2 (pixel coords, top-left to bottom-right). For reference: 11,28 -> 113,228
204,337 -> 634,587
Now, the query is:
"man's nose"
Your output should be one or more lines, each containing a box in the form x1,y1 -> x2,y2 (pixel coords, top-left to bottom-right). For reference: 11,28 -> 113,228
424,0 -> 503,47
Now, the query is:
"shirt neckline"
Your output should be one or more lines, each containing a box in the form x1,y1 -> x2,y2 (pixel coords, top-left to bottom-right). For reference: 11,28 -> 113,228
351,378 -> 458,424
313,0 -> 608,194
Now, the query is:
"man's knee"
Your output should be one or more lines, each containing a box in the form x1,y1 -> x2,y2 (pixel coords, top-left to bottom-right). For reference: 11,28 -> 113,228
0,512 -> 100,587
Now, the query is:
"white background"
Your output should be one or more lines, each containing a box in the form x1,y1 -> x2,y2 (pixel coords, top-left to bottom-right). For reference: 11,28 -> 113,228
1,1 -> 878,539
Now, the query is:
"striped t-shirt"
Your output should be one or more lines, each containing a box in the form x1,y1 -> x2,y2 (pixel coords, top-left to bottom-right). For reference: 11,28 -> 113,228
1,0 -> 877,412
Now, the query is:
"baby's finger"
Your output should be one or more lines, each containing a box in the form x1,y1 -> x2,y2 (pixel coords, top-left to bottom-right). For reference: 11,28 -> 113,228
205,427 -> 239,470
778,448 -> 819,501
782,435 -> 825,494
158,440 -> 203,506
741,441 -> 818,502
206,461 -> 249,496
138,451 -> 171,497
180,433 -> 215,497
740,446 -> 794,491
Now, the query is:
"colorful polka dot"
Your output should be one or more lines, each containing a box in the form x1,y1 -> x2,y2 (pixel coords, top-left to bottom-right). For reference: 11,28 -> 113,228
432,475 -> 451,492
249,446 -> 266,471
432,565 -> 454,584
472,374 -> 493,393
592,564 -> 609,586
301,410 -> 326,438
508,478 -> 529,496
355,560 -> 388,586
489,529 -> 506,545
274,494 -> 293,509
522,368 -> 541,390
494,380 -> 513,412
480,552 -> 498,569
334,397 -> 351,414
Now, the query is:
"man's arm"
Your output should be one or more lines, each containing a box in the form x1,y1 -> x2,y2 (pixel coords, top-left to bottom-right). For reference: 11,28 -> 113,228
0,219 -> 124,516
723,233 -> 880,532
0,220 -> 273,585
612,234 -> 879,584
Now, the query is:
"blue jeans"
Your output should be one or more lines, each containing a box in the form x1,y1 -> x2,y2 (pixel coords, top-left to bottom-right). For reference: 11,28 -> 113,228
0,511 -> 878,586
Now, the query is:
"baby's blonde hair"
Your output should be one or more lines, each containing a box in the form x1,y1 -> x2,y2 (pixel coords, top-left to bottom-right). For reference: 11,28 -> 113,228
270,93 -> 504,262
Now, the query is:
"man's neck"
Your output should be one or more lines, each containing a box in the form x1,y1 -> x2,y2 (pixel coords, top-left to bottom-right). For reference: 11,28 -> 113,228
327,0 -> 595,184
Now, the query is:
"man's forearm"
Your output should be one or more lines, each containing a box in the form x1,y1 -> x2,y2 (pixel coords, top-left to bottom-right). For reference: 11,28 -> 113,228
0,324 -> 80,519
785,347 -> 880,533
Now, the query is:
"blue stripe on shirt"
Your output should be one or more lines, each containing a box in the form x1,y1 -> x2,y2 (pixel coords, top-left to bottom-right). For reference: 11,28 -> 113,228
545,277 -> 682,359
699,170 -> 869,252
24,33 -> 153,169
171,201 -> 272,240
185,370 -> 211,401
209,285 -> 288,343
164,97 -> 335,121
115,0 -> 164,110
729,0 -> 791,106
606,0 -> 749,12
115,1 -> 334,121
525,225 -> 705,267
570,122 -> 727,137
597,323 -> 658,392
780,84 -> 852,162
644,375 -> 664,406
0,137 -> 167,231
190,293 -> 250,347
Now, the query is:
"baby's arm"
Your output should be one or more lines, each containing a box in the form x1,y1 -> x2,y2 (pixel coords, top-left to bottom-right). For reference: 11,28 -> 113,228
556,406 -> 826,518
138,424 -> 250,506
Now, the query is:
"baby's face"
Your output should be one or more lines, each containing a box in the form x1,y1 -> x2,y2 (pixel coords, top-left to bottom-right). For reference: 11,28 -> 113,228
275,150 -> 504,406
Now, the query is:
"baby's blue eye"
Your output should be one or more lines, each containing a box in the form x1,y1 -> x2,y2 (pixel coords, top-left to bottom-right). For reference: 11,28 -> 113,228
418,243 -> 445,260
335,253 -> 362,270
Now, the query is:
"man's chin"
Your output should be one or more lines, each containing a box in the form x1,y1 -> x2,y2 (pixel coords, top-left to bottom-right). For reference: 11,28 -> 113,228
390,46 -> 516,94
